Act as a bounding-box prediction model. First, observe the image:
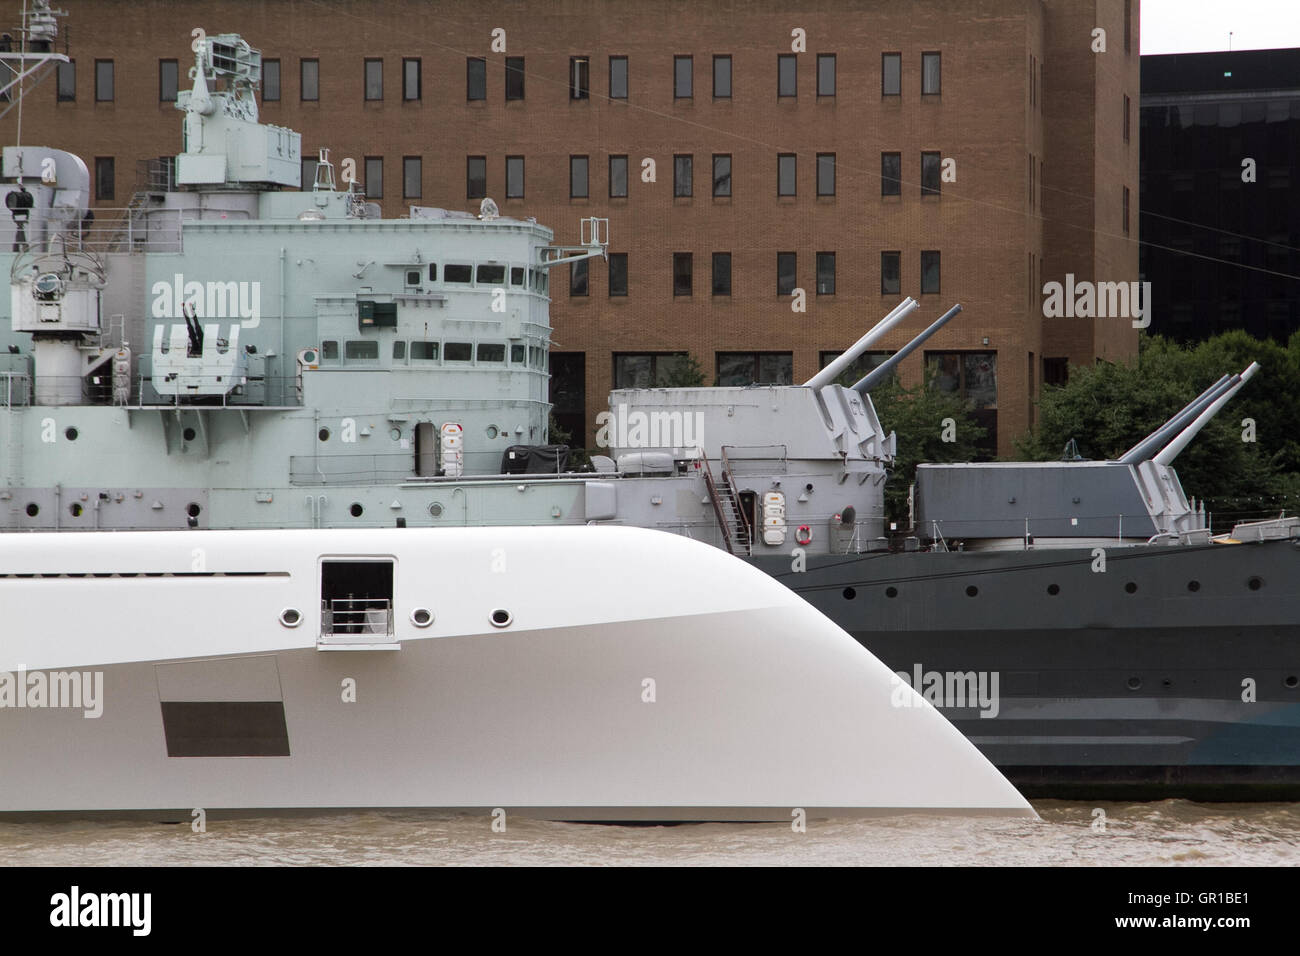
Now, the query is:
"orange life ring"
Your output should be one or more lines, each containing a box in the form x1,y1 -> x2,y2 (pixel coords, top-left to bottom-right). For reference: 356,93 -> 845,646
795,525 -> 812,545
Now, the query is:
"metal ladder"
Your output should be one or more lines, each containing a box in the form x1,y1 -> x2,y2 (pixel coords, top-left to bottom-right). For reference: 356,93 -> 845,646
699,449 -> 752,556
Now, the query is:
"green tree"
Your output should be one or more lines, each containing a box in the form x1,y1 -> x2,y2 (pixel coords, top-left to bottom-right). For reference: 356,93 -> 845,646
661,352 -> 707,387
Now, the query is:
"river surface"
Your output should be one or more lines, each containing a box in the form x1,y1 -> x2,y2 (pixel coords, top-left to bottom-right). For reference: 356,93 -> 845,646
1,800 -> 1297,865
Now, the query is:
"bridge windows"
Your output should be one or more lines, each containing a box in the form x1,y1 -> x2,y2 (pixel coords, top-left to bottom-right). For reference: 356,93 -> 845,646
477,343 -> 506,363
410,341 -> 438,361
444,342 -> 473,362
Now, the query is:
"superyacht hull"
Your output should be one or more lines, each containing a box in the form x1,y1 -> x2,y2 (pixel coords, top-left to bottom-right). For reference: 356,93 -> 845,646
752,538 -> 1300,798
0,526 -> 1033,820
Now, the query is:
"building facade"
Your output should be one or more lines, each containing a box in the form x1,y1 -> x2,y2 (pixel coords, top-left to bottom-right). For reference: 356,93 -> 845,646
1141,48 -> 1300,342
18,0 -> 1141,455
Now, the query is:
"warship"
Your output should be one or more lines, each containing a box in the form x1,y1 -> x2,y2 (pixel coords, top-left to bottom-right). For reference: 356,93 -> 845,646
3,15 -> 1296,799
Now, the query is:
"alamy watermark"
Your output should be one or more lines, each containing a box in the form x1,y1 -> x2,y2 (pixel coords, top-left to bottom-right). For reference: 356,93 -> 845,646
0,668 -> 103,718
594,403 -> 704,450
1042,273 -> 1151,328
891,664 -> 1000,718
151,273 -> 262,328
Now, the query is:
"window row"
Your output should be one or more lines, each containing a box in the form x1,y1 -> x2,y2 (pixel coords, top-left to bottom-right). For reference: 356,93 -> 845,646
612,348 -> 993,395
375,153 -> 945,202
573,251 -> 942,298
60,52 -> 942,104
320,339 -> 548,369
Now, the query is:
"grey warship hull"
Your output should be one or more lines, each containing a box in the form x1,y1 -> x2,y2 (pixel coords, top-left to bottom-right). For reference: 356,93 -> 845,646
752,539 -> 1300,798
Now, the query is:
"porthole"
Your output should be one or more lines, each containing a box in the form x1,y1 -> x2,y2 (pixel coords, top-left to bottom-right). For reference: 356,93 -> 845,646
490,608 -> 513,628
885,586 -> 898,598
186,502 -> 201,518
25,502 -> 38,517
319,428 -> 330,442
1248,576 -> 1263,591
279,608 -> 302,628
64,427 -> 78,441
1161,678 -> 1173,688
69,503 -> 83,517
390,427 -> 402,441
842,587 -> 856,600
1126,676 -> 1142,691
1047,583 -> 1060,596
429,502 -> 444,518
410,607 -> 434,628
1286,675 -> 1298,689
1125,581 -> 1138,594
350,503 -> 364,517
486,425 -> 500,440
1187,580 -> 1200,592
182,427 -> 196,442
965,585 -> 979,597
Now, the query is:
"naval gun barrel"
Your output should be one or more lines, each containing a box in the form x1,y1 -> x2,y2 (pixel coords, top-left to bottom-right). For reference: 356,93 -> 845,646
803,297 -> 918,389
1118,373 -> 1234,464
852,303 -> 963,393
1152,363 -> 1259,466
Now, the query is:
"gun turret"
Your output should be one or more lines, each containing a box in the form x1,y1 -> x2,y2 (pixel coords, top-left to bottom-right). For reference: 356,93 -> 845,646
1118,374 -> 1234,464
1153,363 -> 1259,466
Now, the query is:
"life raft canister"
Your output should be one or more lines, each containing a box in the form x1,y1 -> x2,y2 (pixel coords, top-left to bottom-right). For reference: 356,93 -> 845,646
795,525 -> 812,545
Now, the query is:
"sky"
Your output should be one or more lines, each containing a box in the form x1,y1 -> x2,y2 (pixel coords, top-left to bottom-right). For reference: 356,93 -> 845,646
1142,0 -> 1300,54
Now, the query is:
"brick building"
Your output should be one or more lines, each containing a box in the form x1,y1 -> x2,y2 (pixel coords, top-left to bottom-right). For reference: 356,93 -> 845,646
15,0 -> 1141,454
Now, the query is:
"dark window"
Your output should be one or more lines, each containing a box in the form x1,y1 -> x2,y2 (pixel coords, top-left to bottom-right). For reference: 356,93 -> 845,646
467,58 -> 486,100
921,251 -> 941,293
609,155 -> 628,198
300,59 -> 318,101
922,52 -> 941,94
881,251 -> 901,294
365,58 -> 383,100
403,156 -> 421,198
926,352 -> 997,410
364,156 -> 383,198
477,343 -> 506,363
570,155 -> 589,198
881,152 -> 901,196
570,57 -> 590,99
882,53 -> 900,96
403,58 -> 421,101
445,342 -> 472,362
262,59 -> 280,101
56,59 -> 75,101
716,353 -> 793,387
778,54 -> 796,97
1123,185 -> 1130,235
95,60 -> 114,101
674,55 -> 692,98
614,353 -> 691,388
570,260 -> 589,297
346,340 -> 380,360
1043,357 -> 1069,386
817,153 -> 835,196
1124,0 -> 1132,53
467,156 -> 486,199
506,156 -> 524,198
921,151 -> 941,196
609,253 -> 628,296
159,59 -> 178,102
301,156 -> 319,190
609,56 -> 627,99
714,55 -> 732,98
411,341 -> 438,361
674,154 -> 693,197
673,253 -> 693,296
817,54 -> 835,96
444,265 -> 472,283
94,157 -> 114,201
511,267 -> 525,287
505,57 -> 524,100
817,252 -> 835,294
777,252 -> 797,295
778,154 -> 796,196
712,253 -> 731,296
1123,94 -> 1130,143
477,264 -> 506,286
712,154 -> 731,197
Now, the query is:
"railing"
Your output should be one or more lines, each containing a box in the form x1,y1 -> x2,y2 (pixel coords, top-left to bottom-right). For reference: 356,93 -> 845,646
321,598 -> 393,638
135,157 -> 175,193
719,444 -> 789,476
291,453 -> 417,486
1,372 -> 31,409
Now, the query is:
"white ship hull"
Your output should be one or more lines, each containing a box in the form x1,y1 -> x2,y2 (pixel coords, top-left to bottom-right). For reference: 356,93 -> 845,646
0,526 -> 1032,820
